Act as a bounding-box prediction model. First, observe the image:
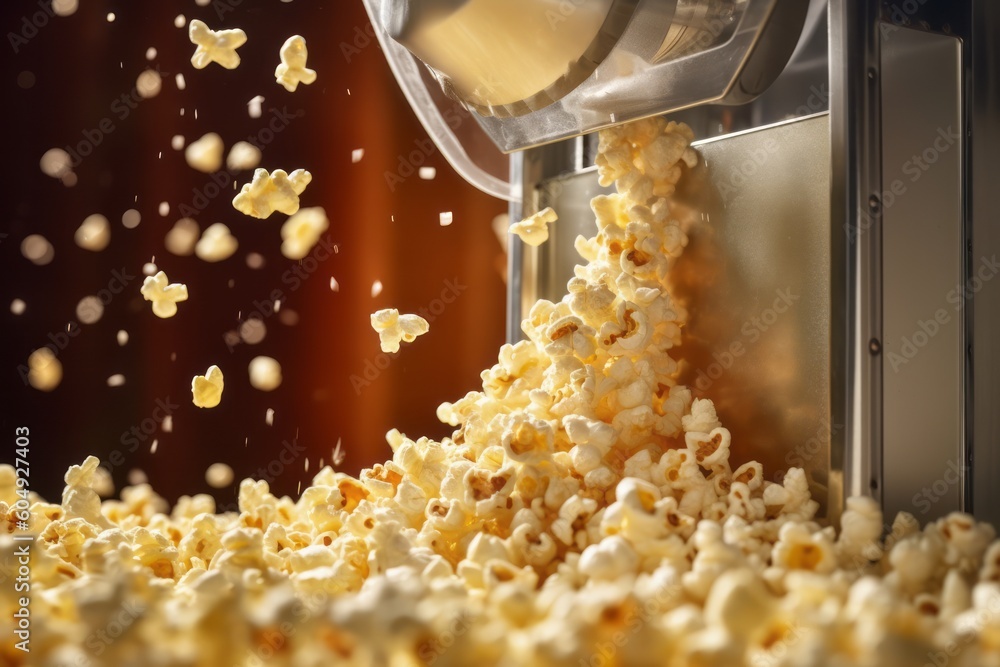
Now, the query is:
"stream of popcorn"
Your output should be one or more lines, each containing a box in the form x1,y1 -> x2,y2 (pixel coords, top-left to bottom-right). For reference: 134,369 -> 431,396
5,118 -> 1000,667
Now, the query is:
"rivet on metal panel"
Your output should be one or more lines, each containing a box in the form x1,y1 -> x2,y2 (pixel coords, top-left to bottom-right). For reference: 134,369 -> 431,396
867,194 -> 881,213
868,338 -> 881,355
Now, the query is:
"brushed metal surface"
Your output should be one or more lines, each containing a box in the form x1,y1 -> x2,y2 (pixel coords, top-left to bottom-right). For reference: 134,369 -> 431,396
971,0 -> 1000,528
520,113 -> 834,514
879,28 -> 964,523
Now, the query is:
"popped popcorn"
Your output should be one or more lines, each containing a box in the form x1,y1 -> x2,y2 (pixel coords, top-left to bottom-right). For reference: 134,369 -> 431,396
165,217 -> 200,255
225,141 -> 262,171
184,132 -> 224,173
74,213 -> 110,251
26,347 -> 62,391
510,206 -> 558,246
188,19 -> 247,70
274,35 -> 316,92
191,365 -> 224,408
280,206 -> 328,259
370,308 -> 430,353
248,355 -> 282,391
140,270 -> 188,318
14,115 -> 1000,667
195,222 -> 238,262
232,167 -> 313,218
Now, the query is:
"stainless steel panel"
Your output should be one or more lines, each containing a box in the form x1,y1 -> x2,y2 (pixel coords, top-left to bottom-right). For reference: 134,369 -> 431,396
879,28 -> 965,523
519,114 -> 835,515
970,0 -> 1000,527
829,0 -> 882,522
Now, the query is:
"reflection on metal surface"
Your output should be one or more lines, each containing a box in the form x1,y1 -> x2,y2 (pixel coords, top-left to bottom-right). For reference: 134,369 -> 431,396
520,113 -> 833,515
880,27 -> 964,523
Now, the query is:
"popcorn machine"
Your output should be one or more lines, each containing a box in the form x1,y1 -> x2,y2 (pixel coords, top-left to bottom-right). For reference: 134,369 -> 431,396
363,0 -> 1000,528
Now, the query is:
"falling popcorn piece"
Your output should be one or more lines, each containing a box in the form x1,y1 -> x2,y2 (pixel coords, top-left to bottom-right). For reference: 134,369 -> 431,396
195,223 -> 238,262
280,206 -> 328,260
188,19 -> 246,70
191,365 -> 224,408
165,218 -> 200,256
509,207 -> 558,247
370,308 -> 430,353
74,214 -> 111,251
248,356 -> 282,391
232,168 -> 312,218
27,348 -> 62,391
184,132 -> 224,173
226,141 -> 262,171
274,35 -> 317,92
205,463 -> 234,488
140,271 -> 189,319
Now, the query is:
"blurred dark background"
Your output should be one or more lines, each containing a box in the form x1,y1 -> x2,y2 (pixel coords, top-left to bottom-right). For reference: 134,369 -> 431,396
0,0 -> 507,505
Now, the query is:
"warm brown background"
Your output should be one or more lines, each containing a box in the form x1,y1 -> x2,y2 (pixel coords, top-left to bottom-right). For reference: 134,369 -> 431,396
0,0 -> 507,505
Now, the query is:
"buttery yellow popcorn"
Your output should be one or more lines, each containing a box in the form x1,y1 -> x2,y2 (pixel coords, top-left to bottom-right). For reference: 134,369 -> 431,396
194,222 -> 238,262
184,132 -> 224,173
14,115 -> 1000,667
280,206 -> 328,259
232,167 -> 312,218
140,270 -> 188,318
510,206 -> 558,246
191,365 -> 224,408
74,213 -> 110,251
188,19 -> 246,70
370,308 -> 429,353
26,347 -> 62,391
275,35 -> 317,92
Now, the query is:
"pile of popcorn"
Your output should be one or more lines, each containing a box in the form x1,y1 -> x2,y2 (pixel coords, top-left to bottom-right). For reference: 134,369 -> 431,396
5,118 -> 1000,667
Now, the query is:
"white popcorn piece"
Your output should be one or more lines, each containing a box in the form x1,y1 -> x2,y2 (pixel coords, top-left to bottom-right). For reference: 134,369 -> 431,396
27,348 -> 63,391
74,214 -> 111,251
280,206 -> 329,260
510,207 -> 558,247
275,35 -> 317,92
232,168 -> 313,218
226,141 -> 262,171
165,218 -> 200,256
195,222 -> 238,262
184,132 -> 225,173
685,427 -> 732,467
188,19 -> 247,70
140,271 -> 189,318
248,356 -> 282,391
192,365 -> 224,408
370,308 -> 429,354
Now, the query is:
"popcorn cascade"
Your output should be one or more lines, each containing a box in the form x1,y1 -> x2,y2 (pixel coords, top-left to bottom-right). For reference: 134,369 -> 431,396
5,118 -> 1000,667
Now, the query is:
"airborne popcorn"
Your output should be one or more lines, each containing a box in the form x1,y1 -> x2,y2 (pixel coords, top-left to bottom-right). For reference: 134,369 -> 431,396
9,116 -> 1000,667
191,364 -> 224,408
188,19 -> 247,70
25,347 -> 62,391
232,167 -> 313,218
195,222 -> 239,262
184,132 -> 225,173
140,270 -> 189,318
510,206 -> 558,246
248,355 -> 282,391
275,35 -> 317,92
280,206 -> 329,259
370,308 -> 430,353
226,141 -> 262,171
74,214 -> 111,251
